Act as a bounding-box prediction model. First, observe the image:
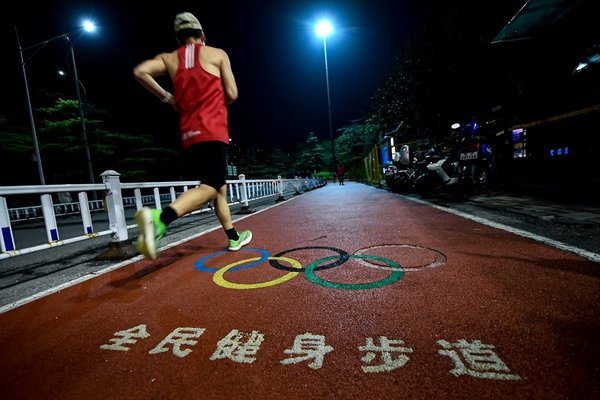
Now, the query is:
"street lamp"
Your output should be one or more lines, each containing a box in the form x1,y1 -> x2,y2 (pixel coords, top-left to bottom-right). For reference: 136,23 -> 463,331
67,31 -> 95,185
15,20 -> 96,185
315,19 -> 337,176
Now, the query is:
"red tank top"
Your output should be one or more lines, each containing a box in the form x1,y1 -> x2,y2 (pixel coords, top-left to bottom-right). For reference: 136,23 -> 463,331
174,43 -> 229,149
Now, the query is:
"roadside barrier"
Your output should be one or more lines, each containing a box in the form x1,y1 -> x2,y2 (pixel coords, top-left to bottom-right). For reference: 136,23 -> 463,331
0,171 -> 325,259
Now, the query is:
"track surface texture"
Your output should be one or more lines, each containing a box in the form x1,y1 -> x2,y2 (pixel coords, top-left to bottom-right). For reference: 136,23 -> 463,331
1,182 -> 598,399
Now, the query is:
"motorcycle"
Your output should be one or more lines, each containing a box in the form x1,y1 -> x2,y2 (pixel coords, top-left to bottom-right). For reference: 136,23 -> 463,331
385,144 -> 419,193
412,142 -> 462,195
415,133 -> 492,194
457,133 -> 493,187
386,128 -> 494,196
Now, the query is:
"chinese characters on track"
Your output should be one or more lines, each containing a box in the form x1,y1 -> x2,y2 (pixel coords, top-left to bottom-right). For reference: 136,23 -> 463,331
100,324 -> 521,380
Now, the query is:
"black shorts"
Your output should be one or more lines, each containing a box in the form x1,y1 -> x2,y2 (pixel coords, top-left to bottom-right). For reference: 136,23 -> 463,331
182,141 -> 229,190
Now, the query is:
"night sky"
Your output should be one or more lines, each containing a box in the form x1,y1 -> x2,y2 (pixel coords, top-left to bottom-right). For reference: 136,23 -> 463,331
3,1 -> 524,149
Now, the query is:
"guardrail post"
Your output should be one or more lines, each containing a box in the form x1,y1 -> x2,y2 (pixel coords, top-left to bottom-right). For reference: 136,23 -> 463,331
41,194 -> 59,243
1,175 -> 327,259
96,170 -> 136,260
237,174 -> 253,214
304,178 -> 311,191
293,176 -> 302,195
78,192 -> 94,235
0,197 -> 15,253
276,175 -> 286,202
134,189 -> 143,210
153,188 -> 162,209
234,183 -> 240,202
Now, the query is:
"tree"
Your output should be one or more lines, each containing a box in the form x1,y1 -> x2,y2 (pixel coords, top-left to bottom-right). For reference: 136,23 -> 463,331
1,96 -> 177,185
265,147 -> 294,178
295,132 -> 325,176
92,129 -> 175,182
333,122 -> 381,180
0,115 -> 39,185
36,98 -> 97,182
365,0 -> 533,147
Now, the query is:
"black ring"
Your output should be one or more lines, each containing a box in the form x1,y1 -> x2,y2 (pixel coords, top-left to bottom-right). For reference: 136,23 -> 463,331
269,246 -> 350,272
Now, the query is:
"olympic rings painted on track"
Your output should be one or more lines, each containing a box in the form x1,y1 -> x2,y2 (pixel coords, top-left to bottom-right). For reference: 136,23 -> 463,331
195,248 -> 270,272
195,243 -> 442,291
353,244 -> 447,272
304,254 -> 404,290
269,246 -> 350,272
213,256 -> 302,289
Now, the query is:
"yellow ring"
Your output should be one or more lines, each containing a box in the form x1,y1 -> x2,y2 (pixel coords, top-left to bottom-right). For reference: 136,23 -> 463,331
213,256 -> 302,289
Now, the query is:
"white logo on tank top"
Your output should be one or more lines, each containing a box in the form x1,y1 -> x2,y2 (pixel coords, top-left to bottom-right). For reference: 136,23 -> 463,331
182,130 -> 201,141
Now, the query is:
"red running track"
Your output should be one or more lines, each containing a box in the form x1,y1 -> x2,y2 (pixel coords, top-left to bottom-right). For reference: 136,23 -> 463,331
0,182 -> 598,399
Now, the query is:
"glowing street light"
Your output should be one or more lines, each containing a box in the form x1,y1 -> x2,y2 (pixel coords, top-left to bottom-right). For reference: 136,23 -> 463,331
15,19 -> 97,185
82,20 -> 96,34
314,19 -> 337,177
315,20 -> 333,37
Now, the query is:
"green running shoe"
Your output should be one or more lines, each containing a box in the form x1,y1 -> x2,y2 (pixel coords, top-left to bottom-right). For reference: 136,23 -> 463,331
135,207 -> 167,260
228,230 -> 252,251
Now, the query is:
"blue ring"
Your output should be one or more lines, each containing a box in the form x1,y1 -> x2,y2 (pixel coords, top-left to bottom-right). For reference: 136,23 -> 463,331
195,248 -> 270,273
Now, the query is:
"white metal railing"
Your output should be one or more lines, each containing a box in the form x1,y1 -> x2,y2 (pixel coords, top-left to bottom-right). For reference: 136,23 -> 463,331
0,170 -> 326,259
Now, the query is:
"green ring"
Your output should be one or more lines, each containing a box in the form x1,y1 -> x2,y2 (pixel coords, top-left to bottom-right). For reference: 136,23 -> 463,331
304,254 -> 404,290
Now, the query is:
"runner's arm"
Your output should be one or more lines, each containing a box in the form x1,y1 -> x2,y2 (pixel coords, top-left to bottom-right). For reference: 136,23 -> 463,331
133,55 -> 174,104
219,50 -> 238,104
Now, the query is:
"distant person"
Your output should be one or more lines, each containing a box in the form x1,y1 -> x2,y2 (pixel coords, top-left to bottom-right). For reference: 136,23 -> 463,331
132,11 -> 252,260
336,164 -> 346,185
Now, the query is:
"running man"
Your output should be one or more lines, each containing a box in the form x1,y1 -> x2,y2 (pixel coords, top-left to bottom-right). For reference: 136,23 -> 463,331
132,11 -> 252,260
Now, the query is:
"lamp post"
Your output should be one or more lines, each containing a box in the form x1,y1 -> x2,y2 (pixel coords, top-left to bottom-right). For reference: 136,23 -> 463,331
18,46 -> 45,185
15,20 -> 96,185
315,19 -> 337,176
66,34 -> 95,185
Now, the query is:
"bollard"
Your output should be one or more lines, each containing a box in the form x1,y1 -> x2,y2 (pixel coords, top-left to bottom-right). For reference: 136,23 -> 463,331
96,170 -> 137,260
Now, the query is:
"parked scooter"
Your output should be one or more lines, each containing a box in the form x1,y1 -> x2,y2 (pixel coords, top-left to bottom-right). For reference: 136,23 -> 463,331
385,145 -> 418,193
385,125 -> 494,196
412,142 -> 461,194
